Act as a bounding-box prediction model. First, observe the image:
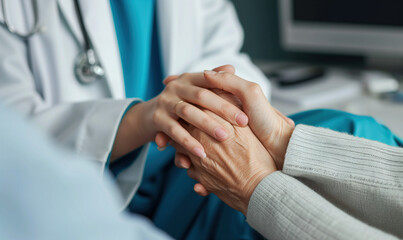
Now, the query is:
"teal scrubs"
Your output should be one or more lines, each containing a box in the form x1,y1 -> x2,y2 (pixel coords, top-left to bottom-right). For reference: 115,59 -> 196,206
110,1 -> 402,239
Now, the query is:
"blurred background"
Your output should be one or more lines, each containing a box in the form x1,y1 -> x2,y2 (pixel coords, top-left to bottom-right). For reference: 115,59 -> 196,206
231,0 -> 403,137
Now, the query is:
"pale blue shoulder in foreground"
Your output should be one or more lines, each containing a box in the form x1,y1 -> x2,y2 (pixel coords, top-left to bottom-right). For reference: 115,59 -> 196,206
0,105 -> 171,240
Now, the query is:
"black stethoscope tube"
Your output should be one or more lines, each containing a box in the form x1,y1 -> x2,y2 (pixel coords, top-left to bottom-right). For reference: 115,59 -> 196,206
73,0 -> 92,52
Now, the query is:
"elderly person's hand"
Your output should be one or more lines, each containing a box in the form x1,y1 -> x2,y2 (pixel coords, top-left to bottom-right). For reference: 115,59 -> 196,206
202,71 -> 295,169
171,70 -> 296,214
174,91 -> 276,215
173,70 -> 295,170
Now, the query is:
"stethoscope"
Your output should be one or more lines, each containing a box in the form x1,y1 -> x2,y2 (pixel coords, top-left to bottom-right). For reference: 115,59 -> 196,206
0,0 -> 105,84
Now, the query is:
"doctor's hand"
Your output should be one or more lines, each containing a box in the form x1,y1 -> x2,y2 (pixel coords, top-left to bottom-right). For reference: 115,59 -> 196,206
173,91 -> 277,215
111,66 -> 246,160
140,66 -> 249,159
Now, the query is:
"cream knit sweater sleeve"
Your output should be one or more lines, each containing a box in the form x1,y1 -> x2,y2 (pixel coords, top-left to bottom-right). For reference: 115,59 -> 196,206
247,125 -> 403,240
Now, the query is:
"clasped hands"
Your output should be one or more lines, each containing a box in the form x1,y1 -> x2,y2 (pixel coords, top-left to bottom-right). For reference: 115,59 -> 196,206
159,66 -> 295,215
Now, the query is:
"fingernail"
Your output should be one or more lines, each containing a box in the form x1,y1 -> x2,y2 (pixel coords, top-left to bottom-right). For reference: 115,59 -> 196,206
194,184 -> 201,192
288,118 -> 295,127
204,70 -> 217,75
235,113 -> 248,126
215,128 -> 228,140
157,146 -> 167,151
182,161 -> 191,169
193,147 -> 207,159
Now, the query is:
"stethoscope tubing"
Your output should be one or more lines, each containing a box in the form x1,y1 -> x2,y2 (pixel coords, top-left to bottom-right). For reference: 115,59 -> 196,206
0,0 -> 105,84
73,0 -> 93,52
0,0 -> 43,39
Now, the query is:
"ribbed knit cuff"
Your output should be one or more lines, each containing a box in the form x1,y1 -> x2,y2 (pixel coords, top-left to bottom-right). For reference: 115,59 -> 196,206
246,172 -> 395,240
284,125 -> 403,189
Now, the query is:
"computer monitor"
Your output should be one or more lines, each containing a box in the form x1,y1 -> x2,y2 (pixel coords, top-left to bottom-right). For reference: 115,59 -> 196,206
280,0 -> 403,59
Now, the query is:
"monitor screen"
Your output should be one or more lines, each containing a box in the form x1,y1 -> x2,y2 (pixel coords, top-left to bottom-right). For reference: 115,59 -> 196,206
293,0 -> 403,28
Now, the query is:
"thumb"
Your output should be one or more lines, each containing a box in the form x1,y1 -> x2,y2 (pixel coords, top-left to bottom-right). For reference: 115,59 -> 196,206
213,65 -> 236,74
163,65 -> 235,85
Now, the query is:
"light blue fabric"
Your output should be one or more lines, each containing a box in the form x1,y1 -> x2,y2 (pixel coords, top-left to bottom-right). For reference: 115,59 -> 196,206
0,105 -> 171,240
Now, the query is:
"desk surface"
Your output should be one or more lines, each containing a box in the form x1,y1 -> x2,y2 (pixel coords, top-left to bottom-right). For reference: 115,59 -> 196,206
256,61 -> 403,138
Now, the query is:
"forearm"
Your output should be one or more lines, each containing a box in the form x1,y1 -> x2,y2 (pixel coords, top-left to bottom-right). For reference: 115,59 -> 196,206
284,125 -> 403,186
247,172 -> 399,240
282,125 -> 403,237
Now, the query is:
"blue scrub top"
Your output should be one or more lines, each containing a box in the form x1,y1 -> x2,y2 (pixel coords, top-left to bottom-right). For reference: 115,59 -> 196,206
110,0 -> 176,168
110,0 -> 164,100
109,0 -> 176,184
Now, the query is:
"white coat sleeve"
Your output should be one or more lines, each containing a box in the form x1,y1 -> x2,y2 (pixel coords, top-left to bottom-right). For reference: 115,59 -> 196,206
0,105 -> 170,240
184,0 -> 271,99
0,21 -> 148,209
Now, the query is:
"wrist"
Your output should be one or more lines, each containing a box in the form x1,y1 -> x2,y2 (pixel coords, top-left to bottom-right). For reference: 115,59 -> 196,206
264,123 -> 294,171
130,100 -> 156,142
275,124 -> 294,170
111,101 -> 155,161
242,169 -> 273,215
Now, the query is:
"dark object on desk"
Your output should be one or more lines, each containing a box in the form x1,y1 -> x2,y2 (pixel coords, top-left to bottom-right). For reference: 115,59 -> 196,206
267,65 -> 326,86
384,91 -> 403,103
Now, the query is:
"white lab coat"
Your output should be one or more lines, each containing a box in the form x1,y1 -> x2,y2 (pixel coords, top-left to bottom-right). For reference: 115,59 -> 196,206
0,0 -> 270,207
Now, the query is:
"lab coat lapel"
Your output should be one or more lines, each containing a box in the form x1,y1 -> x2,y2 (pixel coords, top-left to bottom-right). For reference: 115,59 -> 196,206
56,0 -> 82,43
157,0 -> 202,76
57,0 -> 125,99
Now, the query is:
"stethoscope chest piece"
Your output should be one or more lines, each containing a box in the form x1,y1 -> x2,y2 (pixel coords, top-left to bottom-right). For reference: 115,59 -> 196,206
74,49 -> 105,84
72,0 -> 106,85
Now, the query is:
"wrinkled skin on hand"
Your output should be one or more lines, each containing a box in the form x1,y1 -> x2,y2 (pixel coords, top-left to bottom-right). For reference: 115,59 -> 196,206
180,91 -> 277,215
202,71 -> 295,169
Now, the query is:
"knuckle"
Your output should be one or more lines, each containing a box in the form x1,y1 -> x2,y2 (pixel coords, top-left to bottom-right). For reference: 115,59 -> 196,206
200,116 -> 211,130
220,102 -> 234,116
199,157 -> 210,169
179,104 -> 193,117
204,72 -> 215,84
167,74 -> 176,80
195,89 -> 209,101
221,72 -> 232,81
166,80 -> 179,91
152,111 -> 162,125
157,94 -> 169,106
181,136 -> 192,148
180,72 -> 191,79
248,82 -> 262,95
205,73 -> 222,88
168,124 -> 181,136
